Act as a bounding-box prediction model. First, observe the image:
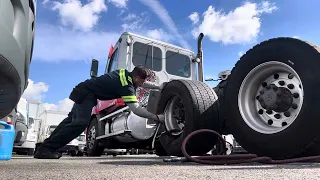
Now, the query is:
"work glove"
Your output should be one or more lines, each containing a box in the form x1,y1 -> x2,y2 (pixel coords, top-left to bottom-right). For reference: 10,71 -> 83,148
156,114 -> 165,123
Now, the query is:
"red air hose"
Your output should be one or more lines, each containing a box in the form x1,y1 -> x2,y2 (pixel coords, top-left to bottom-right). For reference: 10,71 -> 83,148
181,129 -> 320,165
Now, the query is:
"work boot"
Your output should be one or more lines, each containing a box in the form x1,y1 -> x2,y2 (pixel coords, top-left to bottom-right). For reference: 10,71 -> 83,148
34,146 -> 62,159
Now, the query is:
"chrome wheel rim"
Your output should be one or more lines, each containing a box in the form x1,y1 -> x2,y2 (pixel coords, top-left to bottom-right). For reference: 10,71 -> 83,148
164,96 -> 185,136
238,61 -> 304,134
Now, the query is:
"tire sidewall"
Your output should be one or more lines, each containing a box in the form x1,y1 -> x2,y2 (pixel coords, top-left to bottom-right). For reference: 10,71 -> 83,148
226,39 -> 320,157
156,81 -> 195,156
86,118 -> 100,155
156,80 -> 219,156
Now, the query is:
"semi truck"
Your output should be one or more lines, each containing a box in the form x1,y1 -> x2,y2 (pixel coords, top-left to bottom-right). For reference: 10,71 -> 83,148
85,31 -> 319,160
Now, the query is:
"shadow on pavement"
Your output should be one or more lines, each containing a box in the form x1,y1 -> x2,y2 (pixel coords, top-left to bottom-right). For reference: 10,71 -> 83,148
208,163 -> 320,170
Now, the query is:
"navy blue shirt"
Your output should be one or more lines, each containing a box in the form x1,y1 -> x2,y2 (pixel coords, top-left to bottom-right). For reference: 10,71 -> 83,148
83,69 -> 138,103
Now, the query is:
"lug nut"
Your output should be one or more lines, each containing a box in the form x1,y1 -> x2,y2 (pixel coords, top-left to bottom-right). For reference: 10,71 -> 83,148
292,103 -> 298,109
258,109 -> 264,114
274,114 -> 281,119
266,109 -> 273,114
282,122 -> 288,126
284,111 -> 291,117
268,119 -> 273,125
287,84 -> 294,89
293,93 -> 299,98
262,82 -> 267,87
278,81 -> 285,86
274,74 -> 279,79
299,84 -> 302,89
256,96 -> 260,100
288,73 -> 294,79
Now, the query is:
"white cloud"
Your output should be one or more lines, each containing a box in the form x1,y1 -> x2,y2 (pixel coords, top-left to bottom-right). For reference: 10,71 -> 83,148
42,0 -> 50,5
43,98 -> 74,112
52,0 -> 107,32
121,12 -> 148,32
190,1 -> 278,45
108,0 -> 128,8
122,13 -> 138,21
22,79 -> 49,101
120,12 -> 173,42
292,36 -> 299,39
238,51 -> 244,57
138,0 -> 191,49
22,79 -> 74,112
33,24 -> 119,62
146,29 -> 173,42
188,12 -> 199,24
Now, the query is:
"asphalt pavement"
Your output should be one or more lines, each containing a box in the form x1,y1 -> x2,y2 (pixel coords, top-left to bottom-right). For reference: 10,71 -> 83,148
1,154 -> 320,180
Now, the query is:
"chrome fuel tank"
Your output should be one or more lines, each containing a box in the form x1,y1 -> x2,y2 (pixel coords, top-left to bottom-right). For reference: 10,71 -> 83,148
107,111 -> 157,143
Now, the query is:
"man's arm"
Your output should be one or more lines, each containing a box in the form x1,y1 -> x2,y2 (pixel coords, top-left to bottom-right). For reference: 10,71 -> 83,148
140,81 -> 160,90
119,71 -> 160,121
126,102 -> 159,121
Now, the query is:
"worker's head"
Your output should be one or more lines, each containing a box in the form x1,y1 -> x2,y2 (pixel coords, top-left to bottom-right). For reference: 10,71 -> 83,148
131,65 -> 148,87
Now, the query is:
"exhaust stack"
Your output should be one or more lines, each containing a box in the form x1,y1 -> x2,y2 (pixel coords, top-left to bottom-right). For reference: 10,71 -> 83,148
194,33 -> 204,82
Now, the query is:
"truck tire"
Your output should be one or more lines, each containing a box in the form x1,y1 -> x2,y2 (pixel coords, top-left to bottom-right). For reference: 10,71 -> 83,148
86,118 -> 104,156
156,79 -> 222,156
213,80 -> 231,135
224,37 -> 320,159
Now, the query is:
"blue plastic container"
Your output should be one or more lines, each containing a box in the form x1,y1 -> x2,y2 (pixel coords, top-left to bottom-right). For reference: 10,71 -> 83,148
0,121 -> 15,160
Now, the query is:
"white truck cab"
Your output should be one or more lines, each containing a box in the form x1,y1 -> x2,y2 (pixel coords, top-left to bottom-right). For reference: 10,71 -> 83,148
104,32 -> 202,83
86,32 -> 205,156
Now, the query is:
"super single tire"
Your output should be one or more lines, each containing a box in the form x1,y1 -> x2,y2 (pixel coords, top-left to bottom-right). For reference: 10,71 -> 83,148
156,79 -> 222,156
225,37 -> 320,159
86,118 -> 104,156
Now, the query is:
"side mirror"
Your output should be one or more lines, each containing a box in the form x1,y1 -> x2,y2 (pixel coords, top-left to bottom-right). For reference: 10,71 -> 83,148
90,59 -> 99,78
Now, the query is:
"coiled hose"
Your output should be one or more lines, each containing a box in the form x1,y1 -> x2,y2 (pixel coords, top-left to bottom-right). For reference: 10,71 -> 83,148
179,129 -> 320,165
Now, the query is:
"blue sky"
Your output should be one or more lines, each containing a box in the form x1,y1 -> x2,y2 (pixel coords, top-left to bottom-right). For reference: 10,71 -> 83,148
22,0 -> 320,111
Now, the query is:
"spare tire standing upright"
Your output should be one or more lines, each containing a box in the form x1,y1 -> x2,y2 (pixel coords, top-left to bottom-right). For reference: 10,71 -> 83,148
224,37 -> 320,159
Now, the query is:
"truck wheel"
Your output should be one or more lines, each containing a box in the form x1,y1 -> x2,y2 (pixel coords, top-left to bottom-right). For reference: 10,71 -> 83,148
213,80 -> 231,135
156,79 -> 221,156
225,37 -> 320,159
86,118 -> 104,156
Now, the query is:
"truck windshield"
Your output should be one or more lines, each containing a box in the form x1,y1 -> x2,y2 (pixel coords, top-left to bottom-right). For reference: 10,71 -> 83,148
132,42 -> 162,71
166,50 -> 191,78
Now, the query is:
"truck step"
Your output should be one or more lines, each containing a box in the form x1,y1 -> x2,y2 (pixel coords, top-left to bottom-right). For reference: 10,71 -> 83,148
96,130 -> 132,140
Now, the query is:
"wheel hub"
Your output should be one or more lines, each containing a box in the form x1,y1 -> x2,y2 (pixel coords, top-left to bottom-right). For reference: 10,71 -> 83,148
258,84 -> 293,112
164,96 -> 186,136
238,61 -> 304,134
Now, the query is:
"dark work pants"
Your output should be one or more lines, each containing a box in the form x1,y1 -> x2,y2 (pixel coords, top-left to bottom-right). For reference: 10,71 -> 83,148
40,94 -> 97,151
